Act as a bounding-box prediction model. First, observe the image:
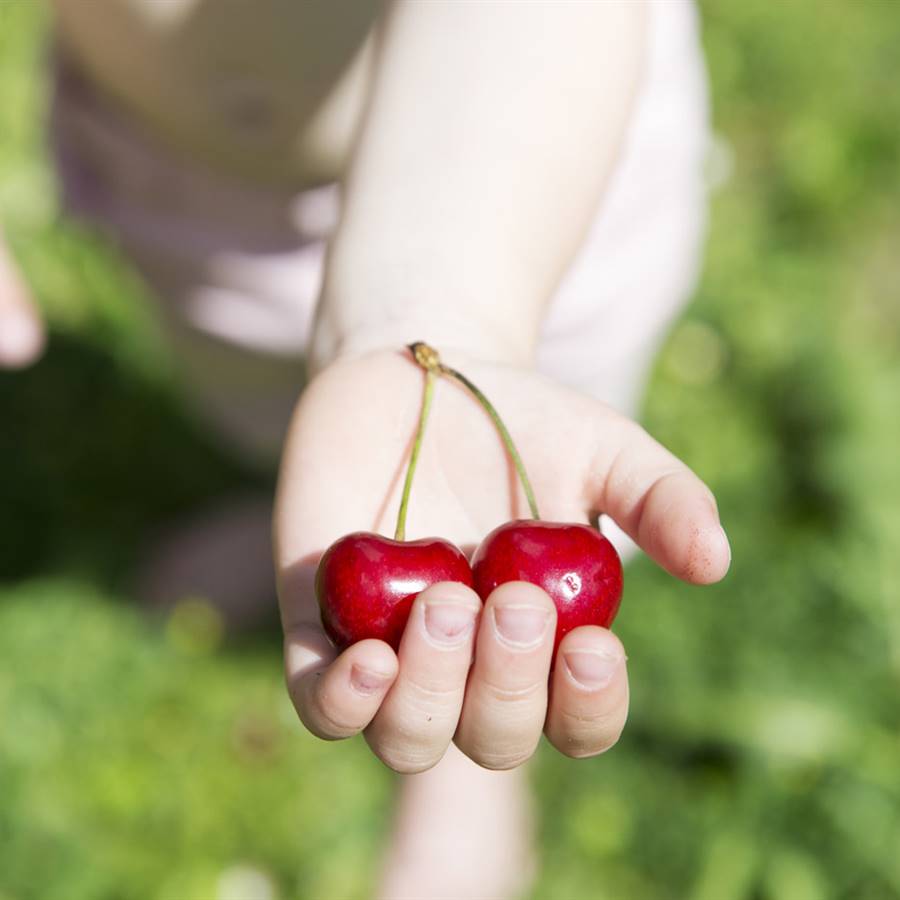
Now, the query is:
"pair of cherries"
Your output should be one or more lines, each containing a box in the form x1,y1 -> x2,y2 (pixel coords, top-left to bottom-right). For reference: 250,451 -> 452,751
316,344 -> 623,655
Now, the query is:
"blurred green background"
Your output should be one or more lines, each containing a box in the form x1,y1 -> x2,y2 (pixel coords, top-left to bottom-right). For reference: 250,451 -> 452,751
2,1 -> 899,898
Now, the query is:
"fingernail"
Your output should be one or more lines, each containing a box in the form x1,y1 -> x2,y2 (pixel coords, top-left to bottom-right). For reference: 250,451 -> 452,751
703,493 -> 731,567
718,524 -> 732,565
423,602 -> 476,646
564,650 -> 622,690
493,605 -> 552,649
350,664 -> 393,695
0,314 -> 42,367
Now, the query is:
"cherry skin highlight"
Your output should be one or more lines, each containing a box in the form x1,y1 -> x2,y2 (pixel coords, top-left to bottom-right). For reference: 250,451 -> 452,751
316,532 -> 474,651
471,520 -> 623,653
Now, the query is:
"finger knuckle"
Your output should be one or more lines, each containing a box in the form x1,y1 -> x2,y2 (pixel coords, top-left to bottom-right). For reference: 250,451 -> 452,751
308,706 -> 358,740
296,682 -> 360,740
373,742 -> 442,775
367,704 -> 456,773
470,746 -> 535,771
407,677 -> 465,705
565,731 -> 623,759
456,720 -> 541,771
479,673 -> 545,707
551,706 -> 627,757
396,682 -> 466,734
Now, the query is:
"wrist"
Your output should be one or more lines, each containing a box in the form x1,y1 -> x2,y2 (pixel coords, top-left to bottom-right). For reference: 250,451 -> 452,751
307,205 -> 551,375
310,302 -> 536,377
309,269 -> 546,377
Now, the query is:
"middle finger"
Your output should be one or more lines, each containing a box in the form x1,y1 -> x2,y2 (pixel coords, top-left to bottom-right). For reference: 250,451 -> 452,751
455,582 -> 556,770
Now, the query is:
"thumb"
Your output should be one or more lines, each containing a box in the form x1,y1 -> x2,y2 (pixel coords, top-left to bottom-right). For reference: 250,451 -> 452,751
588,410 -> 731,585
0,239 -> 45,368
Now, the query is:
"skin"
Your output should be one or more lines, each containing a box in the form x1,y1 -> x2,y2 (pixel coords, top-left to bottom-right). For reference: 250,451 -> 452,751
1,2 -> 730,776
276,348 -> 730,771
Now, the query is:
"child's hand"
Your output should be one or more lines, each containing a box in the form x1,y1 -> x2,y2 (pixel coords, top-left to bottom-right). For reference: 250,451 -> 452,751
275,349 -> 729,772
0,235 -> 44,368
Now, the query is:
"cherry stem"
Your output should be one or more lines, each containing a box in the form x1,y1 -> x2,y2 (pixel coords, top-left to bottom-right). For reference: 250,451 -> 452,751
408,342 -> 541,521
394,364 -> 437,542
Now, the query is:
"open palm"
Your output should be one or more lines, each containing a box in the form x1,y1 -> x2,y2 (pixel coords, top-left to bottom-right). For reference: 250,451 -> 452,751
275,348 -> 729,771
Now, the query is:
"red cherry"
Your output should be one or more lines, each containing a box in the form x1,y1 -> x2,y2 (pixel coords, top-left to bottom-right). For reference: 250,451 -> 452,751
471,520 -> 623,652
316,532 -> 474,651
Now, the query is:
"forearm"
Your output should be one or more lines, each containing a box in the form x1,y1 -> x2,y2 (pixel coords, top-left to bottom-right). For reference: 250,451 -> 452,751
311,0 -> 647,372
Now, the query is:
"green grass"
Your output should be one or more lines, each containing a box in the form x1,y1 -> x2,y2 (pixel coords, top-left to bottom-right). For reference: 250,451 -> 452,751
2,1 -> 900,898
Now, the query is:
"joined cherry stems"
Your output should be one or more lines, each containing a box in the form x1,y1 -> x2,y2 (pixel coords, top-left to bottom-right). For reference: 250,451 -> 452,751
408,341 -> 541,522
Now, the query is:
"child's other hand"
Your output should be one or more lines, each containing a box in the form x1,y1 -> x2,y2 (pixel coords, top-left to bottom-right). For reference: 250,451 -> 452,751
0,236 -> 44,368
275,350 -> 730,772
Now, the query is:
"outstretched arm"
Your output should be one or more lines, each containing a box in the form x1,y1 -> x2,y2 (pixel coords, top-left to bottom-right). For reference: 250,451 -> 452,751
276,2 -> 728,771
